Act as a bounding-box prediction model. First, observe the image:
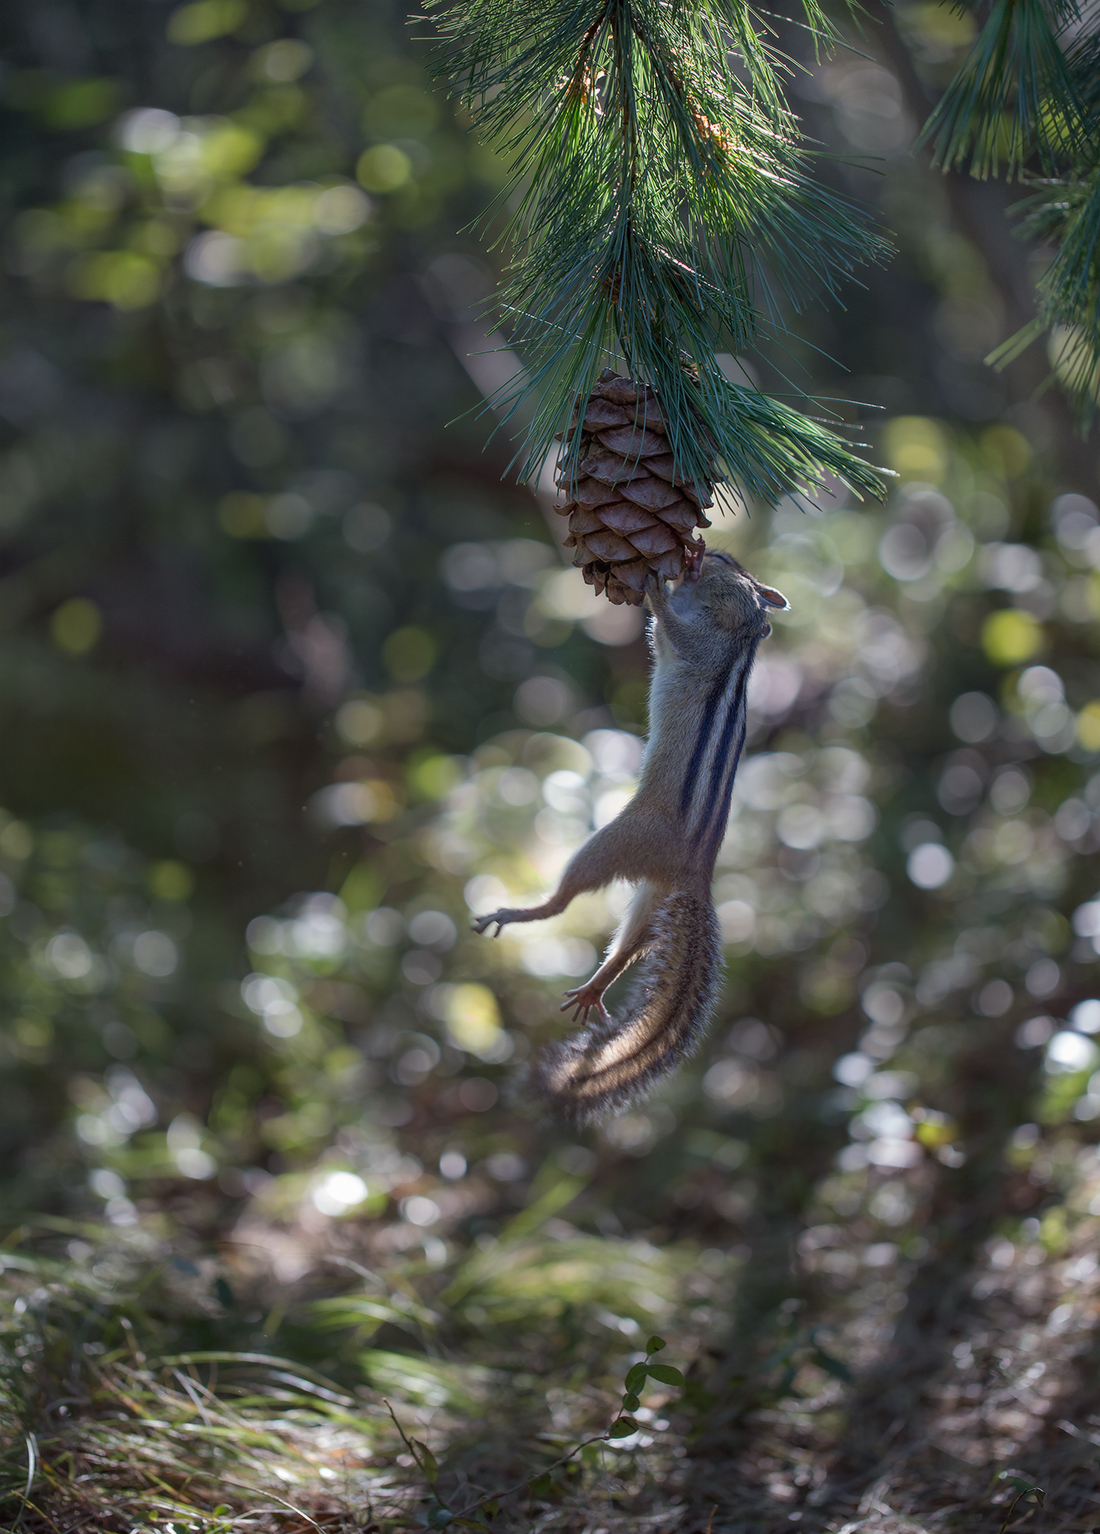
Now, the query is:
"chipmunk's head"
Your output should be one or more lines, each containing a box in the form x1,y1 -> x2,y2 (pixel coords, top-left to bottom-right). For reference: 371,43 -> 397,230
676,548 -> 787,638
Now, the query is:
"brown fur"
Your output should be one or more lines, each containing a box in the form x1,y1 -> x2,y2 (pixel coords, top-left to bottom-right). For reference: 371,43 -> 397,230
529,889 -> 722,1123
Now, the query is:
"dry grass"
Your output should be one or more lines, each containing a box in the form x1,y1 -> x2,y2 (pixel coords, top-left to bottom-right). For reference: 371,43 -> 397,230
5,1147 -> 1100,1534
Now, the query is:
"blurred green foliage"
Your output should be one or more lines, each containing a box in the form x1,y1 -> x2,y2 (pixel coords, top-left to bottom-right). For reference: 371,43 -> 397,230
4,0 -> 1100,1529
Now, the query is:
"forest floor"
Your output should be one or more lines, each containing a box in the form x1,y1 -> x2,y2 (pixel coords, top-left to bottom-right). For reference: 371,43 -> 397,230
4,1152 -> 1100,1534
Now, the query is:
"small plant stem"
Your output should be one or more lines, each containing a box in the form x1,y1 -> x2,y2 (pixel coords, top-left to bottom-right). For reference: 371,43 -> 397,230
383,1398 -> 419,1462
450,1431 -> 612,1520
998,1490 -> 1040,1534
12,1432 -> 37,1532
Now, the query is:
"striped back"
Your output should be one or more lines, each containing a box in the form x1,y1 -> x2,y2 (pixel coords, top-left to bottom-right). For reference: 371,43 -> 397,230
675,639 -> 758,872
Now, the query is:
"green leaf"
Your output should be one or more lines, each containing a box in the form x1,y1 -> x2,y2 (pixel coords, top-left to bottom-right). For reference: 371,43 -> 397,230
645,1363 -> 684,1387
622,1391 -> 641,1411
645,1335 -> 666,1353
412,1439 -> 439,1484
1000,1473 -> 1044,1496
528,1472 -> 552,1495
607,1415 -> 639,1438
624,1362 -> 648,1394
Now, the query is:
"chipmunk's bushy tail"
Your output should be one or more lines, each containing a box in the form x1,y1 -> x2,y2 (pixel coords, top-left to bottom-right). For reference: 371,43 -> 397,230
530,889 -> 722,1124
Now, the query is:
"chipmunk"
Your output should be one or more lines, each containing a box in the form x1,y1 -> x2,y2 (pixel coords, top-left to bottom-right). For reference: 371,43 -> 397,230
472,551 -> 787,1123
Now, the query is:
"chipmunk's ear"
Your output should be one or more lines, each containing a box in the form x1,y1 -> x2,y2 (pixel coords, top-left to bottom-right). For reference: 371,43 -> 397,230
757,583 -> 788,609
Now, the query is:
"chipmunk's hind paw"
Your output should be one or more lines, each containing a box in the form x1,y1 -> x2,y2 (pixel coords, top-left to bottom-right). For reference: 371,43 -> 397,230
560,984 -> 610,1025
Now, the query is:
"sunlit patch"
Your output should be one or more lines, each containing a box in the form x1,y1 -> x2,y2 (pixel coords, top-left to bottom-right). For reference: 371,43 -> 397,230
518,936 -> 596,979
907,842 -> 954,889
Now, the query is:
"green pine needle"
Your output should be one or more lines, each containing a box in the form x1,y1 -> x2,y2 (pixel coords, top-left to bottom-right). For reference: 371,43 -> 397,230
427,0 -> 890,504
919,0 -> 1100,423
915,0 -> 1083,180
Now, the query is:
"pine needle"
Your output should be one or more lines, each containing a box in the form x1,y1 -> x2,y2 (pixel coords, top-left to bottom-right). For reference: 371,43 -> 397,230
426,0 -> 890,502
915,0 -> 1084,181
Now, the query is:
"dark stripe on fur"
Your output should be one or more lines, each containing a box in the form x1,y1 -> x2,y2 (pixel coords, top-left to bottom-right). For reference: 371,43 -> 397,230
698,653 -> 755,866
678,669 -> 732,820
529,890 -> 722,1124
699,716 -> 747,871
693,653 -> 752,846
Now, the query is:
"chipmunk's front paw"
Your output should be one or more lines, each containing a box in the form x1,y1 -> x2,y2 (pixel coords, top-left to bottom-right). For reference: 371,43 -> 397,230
560,984 -> 610,1025
472,908 -> 516,937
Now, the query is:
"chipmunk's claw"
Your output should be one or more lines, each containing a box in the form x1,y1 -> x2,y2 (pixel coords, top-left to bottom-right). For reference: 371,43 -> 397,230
472,912 -> 505,937
561,985 -> 610,1025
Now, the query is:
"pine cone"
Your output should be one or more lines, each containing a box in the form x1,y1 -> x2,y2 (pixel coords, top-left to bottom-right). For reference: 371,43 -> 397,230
554,370 -> 713,606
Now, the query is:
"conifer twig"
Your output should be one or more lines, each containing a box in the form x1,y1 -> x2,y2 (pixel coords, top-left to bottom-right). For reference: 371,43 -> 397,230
912,0 -> 1100,423
426,0 -> 890,506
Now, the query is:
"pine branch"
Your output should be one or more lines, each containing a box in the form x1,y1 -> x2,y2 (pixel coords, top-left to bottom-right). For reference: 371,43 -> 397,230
427,0 -> 890,505
914,0 -> 1083,180
991,169 -> 1100,422
912,0 -> 1100,423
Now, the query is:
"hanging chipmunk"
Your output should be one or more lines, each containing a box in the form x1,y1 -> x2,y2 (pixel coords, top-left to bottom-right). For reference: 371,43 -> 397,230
473,551 -> 787,1122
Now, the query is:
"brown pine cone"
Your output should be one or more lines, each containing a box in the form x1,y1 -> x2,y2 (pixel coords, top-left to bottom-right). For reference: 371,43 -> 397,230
554,370 -> 713,606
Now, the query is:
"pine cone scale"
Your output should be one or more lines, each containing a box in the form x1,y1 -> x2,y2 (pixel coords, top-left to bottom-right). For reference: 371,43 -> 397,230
585,528 -> 638,562
657,498 -> 708,531
556,370 -> 714,606
645,454 -> 684,484
599,502 -> 659,534
571,477 -> 624,509
568,505 -> 610,535
597,425 -> 668,458
619,477 -> 683,511
595,378 -> 638,406
616,560 -> 649,592
628,522 -> 679,557
582,400 -> 632,430
577,447 -> 652,486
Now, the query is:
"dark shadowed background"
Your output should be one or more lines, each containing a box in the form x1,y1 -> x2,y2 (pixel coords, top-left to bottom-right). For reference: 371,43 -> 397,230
3,1 -> 1100,1529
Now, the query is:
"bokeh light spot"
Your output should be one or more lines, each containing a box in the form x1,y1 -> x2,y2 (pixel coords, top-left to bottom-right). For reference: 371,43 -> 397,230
1077,701 -> 1100,751
148,861 -> 195,902
881,417 -> 948,483
167,0 -> 248,46
907,843 -> 955,889
51,598 -> 102,655
312,1170 -> 368,1215
949,691 -> 997,742
356,145 -> 412,193
982,609 -> 1042,666
383,627 -> 435,682
444,983 -> 505,1060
